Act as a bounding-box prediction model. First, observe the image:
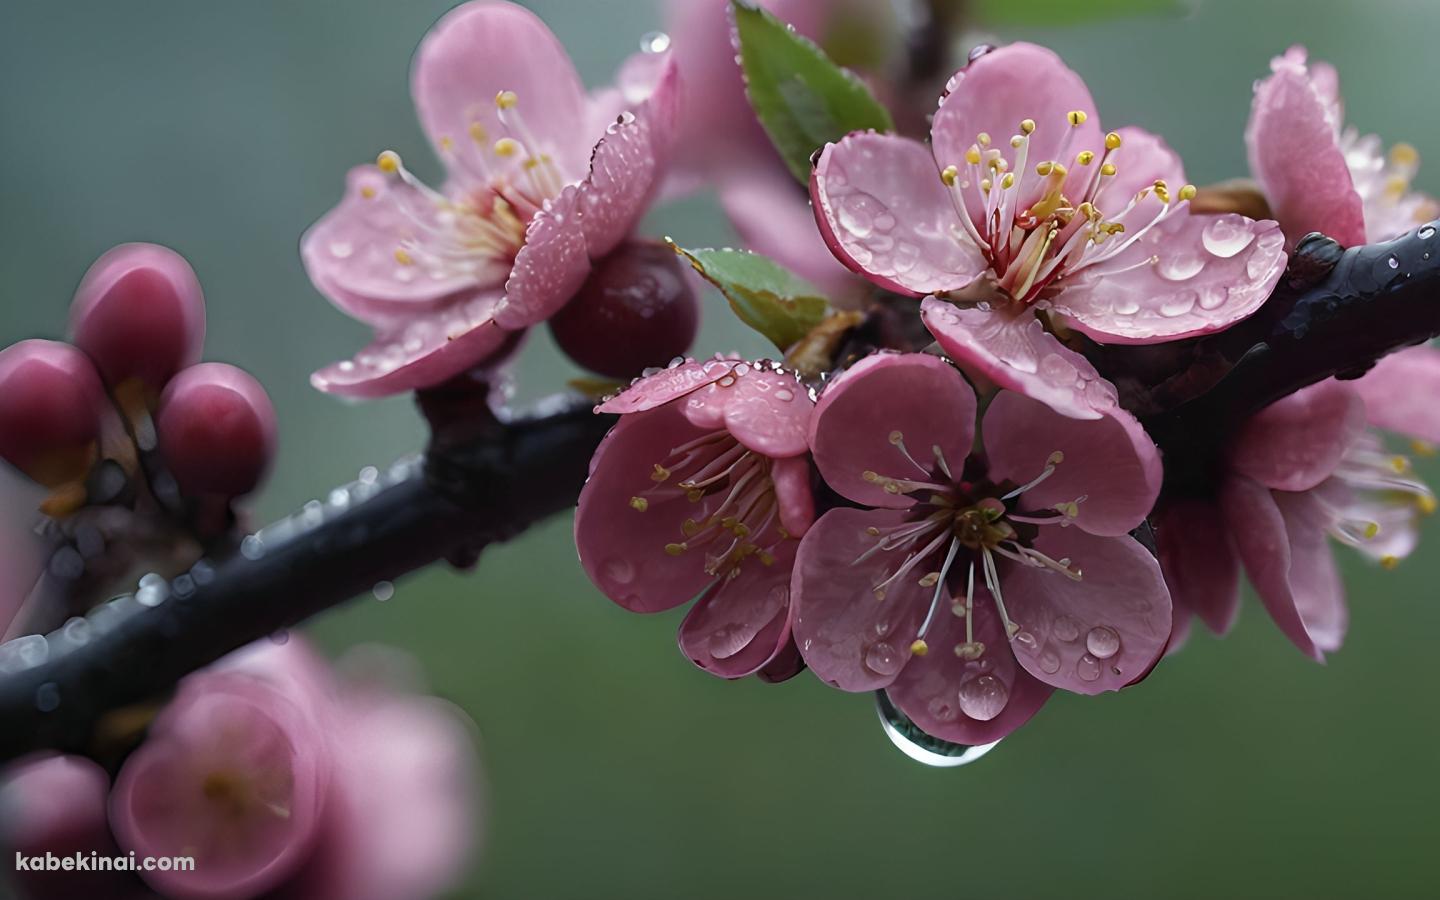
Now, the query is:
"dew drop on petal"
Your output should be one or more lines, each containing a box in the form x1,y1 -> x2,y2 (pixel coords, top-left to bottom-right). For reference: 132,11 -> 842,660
639,30 -> 670,53
1053,615 -> 1081,642
1201,216 -> 1257,258
1158,290 -> 1198,317
1038,647 -> 1061,674
603,558 -> 635,586
372,581 -> 395,602
1085,626 -> 1120,659
864,641 -> 901,676
1076,653 -> 1102,682
1156,251 -> 1205,281
957,674 -> 1008,721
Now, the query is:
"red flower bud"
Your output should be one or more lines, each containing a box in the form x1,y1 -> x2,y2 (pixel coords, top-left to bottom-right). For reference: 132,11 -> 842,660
0,340 -> 108,486
156,363 -> 277,499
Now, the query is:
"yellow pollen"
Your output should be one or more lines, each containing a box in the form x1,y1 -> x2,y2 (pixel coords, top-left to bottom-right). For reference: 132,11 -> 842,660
918,572 -> 940,587
1067,110 -> 1088,126
759,550 -> 776,566
1419,494 -> 1438,515
1179,184 -> 1198,201
1105,132 -> 1122,150
1411,439 -> 1437,457
376,150 -> 401,173
1153,180 -> 1171,203
686,488 -> 704,502
941,165 -> 959,186
1020,118 -> 1036,135
359,185 -> 376,199
981,178 -> 993,193
439,136 -> 454,152
964,147 -> 982,165
1390,142 -> 1419,166
494,138 -> 521,157
1391,455 -> 1411,473
1381,554 -> 1400,570
1363,521 -> 1381,539
393,247 -> 414,265
954,641 -> 986,660
1076,150 -> 1095,166
977,132 -> 991,146
1035,161 -> 1054,177
651,464 -> 670,482
495,90 -> 519,110
664,542 -> 687,556
910,639 -> 930,657
1001,172 -> 1015,189
1101,162 -> 1117,177
1010,135 -> 1025,149
629,496 -> 649,512
468,122 -> 488,143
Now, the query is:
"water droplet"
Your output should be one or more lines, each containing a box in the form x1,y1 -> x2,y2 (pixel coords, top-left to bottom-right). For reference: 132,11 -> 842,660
957,675 -> 1008,720
1420,225 -> 1435,239
0,635 -> 50,673
302,500 -> 324,527
707,625 -> 750,659
1156,251 -> 1205,281
270,630 -> 290,645
1112,297 -> 1141,315
1086,626 -> 1120,659
241,535 -> 265,560
1053,615 -> 1081,642
171,574 -> 196,599
773,389 -> 794,402
1387,255 -> 1400,269
329,240 -> 354,259
1076,653 -> 1102,681
1038,647 -> 1061,674
62,617 -> 91,645
603,558 -> 635,586
837,196 -> 876,238
864,641 -> 901,676
1197,285 -> 1229,310
1013,630 -> 1040,655
359,466 -> 379,485
372,581 -> 395,602
1201,216 -> 1257,258
1158,290 -> 1197,317
639,30 -> 670,54
35,682 -> 60,712
135,580 -> 168,608
876,692 -> 998,767
190,561 -> 215,585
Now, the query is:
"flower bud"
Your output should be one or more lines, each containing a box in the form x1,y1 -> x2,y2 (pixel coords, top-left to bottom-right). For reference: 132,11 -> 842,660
156,363 -> 277,500
0,755 -> 130,899
549,240 -> 699,378
0,340 -> 108,487
69,243 -> 205,393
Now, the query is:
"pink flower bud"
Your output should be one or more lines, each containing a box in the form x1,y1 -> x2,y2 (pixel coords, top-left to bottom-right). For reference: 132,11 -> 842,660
0,340 -> 109,487
69,243 -> 206,393
0,754 -> 132,899
156,363 -> 277,499
109,667 -> 329,899
549,241 -> 698,378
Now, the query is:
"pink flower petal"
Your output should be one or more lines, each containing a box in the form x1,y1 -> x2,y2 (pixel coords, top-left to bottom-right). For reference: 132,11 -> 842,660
576,53 -> 680,259
1351,345 -> 1440,444
1103,127 -> 1187,203
1053,212 -> 1287,344
811,132 -> 987,297
920,298 -> 1117,420
595,357 -> 738,416
982,389 -> 1162,537
1,755 -> 130,899
718,157 -> 870,306
886,583 -> 1054,745
1226,379 -> 1365,491
791,507 -> 931,691
1155,499 -> 1241,635
1221,475 -> 1347,661
575,404 -> 720,613
809,353 -> 976,509
1246,47 -> 1366,248
678,539 -> 796,678
301,166 -> 492,326
493,185 -> 592,329
411,0 -> 592,186
771,455 -> 816,538
310,293 -> 512,398
931,43 -> 1102,214
721,366 -> 813,458
1001,529 -> 1172,695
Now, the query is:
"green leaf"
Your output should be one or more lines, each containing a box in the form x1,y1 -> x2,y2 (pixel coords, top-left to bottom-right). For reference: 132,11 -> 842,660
731,0 -> 894,183
973,0 -> 1182,27
669,242 -> 830,351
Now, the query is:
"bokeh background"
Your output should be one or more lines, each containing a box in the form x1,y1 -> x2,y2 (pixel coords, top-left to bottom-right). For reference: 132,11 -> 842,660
2,1 -> 1438,897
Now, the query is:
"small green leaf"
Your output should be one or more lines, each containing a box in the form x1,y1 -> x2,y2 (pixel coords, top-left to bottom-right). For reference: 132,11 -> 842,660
669,241 -> 830,351
731,0 -> 894,183
973,0 -> 1182,27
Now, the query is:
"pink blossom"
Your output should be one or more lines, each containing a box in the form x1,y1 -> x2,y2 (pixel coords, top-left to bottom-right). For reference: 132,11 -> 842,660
576,357 -> 816,678
1158,374 -> 1439,660
792,352 -> 1169,744
811,43 -> 1287,417
109,639 -> 480,899
661,0 -> 899,305
302,0 -> 679,397
1247,46 -> 1438,247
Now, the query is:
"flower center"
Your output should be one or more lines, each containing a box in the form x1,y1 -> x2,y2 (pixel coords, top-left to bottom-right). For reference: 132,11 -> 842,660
629,430 -> 787,580
939,113 -> 1196,303
369,90 -> 568,283
856,433 -> 1084,661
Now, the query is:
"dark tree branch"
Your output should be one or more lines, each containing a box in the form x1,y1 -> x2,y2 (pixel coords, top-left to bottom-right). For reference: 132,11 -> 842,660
0,398 -> 613,764
2,222 -> 1439,765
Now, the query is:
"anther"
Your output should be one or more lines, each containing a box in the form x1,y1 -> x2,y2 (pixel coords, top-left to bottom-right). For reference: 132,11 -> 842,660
1178,184 -> 1197,201
1105,132 -> 1122,150
1101,162 -> 1117,177
954,641 -> 986,660
376,150 -> 401,173
1067,110 -> 1088,126
494,138 -> 520,157
977,132 -> 991,146
651,464 -> 670,482
664,542 -> 687,556
495,90 -> 519,109
1020,119 -> 1036,135
1076,150 -> 1095,166
910,639 -> 929,657
629,496 -> 649,512
393,247 -> 414,266
942,165 -> 960,186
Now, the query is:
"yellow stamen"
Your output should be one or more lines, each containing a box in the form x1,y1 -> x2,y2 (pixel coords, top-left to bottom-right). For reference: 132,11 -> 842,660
494,138 -> 520,157
1067,110 -> 1088,126
629,496 -> 649,512
376,150 -> 401,173
393,247 -> 413,265
1381,554 -> 1400,570
941,165 -> 959,186
910,639 -> 929,657
1020,118 -> 1036,135
1076,150 -> 1095,166
495,90 -> 519,110
1105,132 -> 1122,150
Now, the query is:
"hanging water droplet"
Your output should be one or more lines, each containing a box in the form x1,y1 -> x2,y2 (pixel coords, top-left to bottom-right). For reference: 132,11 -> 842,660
302,500 -> 325,528
0,635 -> 50,673
639,30 -> 670,53
1085,626 -> 1120,659
876,692 -> 1000,768
241,535 -> 265,560
372,581 -> 395,602
35,682 -> 60,712
135,578 -> 168,608
270,629 -> 290,645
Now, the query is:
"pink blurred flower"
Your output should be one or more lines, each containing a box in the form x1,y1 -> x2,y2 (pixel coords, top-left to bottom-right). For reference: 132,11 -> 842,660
661,0 -> 901,305
792,353 -> 1169,744
812,43 -> 1287,417
1158,375 -> 1438,660
302,0 -> 680,397
1247,46 -> 1438,248
109,639 -> 481,900
576,357 -> 816,678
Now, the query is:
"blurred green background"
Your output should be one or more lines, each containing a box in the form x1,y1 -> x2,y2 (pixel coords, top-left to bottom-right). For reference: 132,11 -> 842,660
3,1 -> 1438,897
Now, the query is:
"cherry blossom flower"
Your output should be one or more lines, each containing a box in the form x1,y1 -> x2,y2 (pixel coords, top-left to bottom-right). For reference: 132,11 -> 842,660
1247,46 -> 1438,248
660,0 -> 902,305
302,0 -> 679,397
1158,378 -> 1437,659
576,357 -> 816,678
792,352 -> 1169,744
811,43 -> 1287,417
109,639 -> 480,900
